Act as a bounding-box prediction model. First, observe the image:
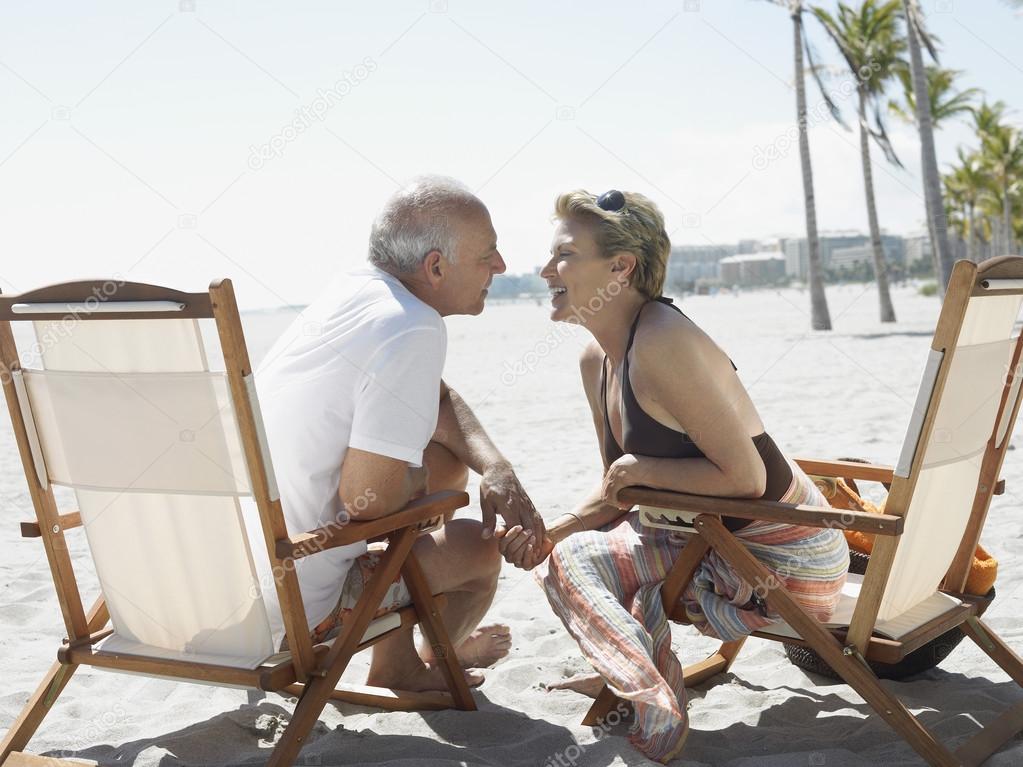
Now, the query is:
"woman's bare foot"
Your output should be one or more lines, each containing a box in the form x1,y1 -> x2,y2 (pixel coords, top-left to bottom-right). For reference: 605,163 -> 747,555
368,661 -> 484,693
419,624 -> 512,669
542,672 -> 605,698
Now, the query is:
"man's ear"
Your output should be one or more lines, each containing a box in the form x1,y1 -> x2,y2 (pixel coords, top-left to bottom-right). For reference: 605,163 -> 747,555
422,250 -> 445,287
610,251 -> 638,285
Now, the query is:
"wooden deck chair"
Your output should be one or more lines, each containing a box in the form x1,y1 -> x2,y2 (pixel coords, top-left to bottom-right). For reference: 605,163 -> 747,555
582,256 -> 1023,766
0,279 -> 476,767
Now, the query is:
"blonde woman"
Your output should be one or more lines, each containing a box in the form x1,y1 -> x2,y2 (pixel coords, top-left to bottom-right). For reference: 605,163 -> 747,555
495,189 -> 848,762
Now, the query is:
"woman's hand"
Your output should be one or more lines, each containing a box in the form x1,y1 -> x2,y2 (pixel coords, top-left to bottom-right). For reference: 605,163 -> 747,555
495,525 -> 555,571
601,453 -> 643,509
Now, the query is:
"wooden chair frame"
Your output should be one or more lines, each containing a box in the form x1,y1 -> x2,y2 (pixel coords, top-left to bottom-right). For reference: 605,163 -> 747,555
582,257 -> 1023,766
0,279 -> 476,767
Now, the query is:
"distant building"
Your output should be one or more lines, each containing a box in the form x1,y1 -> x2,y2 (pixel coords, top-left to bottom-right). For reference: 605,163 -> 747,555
904,231 -> 933,266
737,238 -> 761,254
719,251 -> 786,286
666,244 -> 736,288
780,232 -> 905,278
829,235 -> 905,270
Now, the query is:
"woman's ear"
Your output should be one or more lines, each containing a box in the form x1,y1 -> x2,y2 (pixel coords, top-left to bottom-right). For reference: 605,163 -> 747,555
610,251 -> 638,285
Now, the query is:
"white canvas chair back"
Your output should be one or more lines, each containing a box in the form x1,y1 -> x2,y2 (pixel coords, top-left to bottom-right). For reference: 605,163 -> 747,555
877,269 -> 1023,622
13,310 -> 276,669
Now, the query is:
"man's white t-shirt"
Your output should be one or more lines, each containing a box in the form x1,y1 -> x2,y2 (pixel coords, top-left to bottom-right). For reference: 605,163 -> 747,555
245,266 -> 446,649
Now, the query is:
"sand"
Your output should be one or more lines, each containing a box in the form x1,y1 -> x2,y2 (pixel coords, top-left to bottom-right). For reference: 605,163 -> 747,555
2,282 -> 1022,766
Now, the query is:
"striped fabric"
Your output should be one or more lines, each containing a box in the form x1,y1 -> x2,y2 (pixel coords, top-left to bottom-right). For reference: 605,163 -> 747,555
537,463 -> 849,762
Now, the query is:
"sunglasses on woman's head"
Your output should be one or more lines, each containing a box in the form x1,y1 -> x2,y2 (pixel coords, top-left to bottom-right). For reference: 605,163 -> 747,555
596,189 -> 626,213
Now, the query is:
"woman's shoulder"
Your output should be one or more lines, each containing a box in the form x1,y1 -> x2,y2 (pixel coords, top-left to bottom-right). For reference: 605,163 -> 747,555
631,301 -> 729,388
634,301 -> 705,358
579,339 -> 604,369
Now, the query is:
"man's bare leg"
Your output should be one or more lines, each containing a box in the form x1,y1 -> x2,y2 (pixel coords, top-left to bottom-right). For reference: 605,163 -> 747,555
365,519 -> 501,690
365,442 -> 505,690
420,440 -> 512,668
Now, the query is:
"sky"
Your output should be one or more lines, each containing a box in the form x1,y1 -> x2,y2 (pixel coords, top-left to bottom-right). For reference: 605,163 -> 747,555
0,0 -> 1021,309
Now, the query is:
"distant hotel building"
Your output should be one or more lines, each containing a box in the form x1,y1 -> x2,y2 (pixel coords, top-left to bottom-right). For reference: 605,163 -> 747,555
719,251 -> 787,286
665,232 -> 937,290
779,231 -> 906,279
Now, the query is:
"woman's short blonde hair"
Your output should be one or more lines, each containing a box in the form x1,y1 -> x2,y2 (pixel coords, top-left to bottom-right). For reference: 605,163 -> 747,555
554,190 -> 670,299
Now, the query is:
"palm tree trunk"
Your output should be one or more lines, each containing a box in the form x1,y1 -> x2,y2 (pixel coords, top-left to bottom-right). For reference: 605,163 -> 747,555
903,0 -> 954,293
858,90 -> 897,322
967,202 -> 976,263
1004,182 -> 1015,255
793,6 -> 831,331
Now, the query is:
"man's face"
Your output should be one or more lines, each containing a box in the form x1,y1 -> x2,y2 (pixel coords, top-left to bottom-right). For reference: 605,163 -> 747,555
439,204 -> 506,316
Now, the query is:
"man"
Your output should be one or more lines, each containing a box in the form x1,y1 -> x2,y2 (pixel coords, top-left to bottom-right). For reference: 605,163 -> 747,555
250,176 -> 542,691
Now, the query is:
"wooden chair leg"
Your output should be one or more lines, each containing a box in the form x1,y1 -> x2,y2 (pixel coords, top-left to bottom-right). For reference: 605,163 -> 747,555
961,616 -> 1023,687
581,685 -> 622,727
683,638 -> 746,687
0,662 -> 77,764
1,599 -> 108,764
697,515 -> 960,767
401,552 -> 475,711
268,527 -> 419,767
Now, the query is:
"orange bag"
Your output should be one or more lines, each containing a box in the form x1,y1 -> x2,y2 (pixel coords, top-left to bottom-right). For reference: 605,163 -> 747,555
816,477 -> 997,597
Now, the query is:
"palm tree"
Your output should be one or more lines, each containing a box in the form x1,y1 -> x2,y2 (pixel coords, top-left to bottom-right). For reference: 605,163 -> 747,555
899,0 -> 957,294
973,99 -> 1008,138
889,66 -> 978,127
971,100 -> 1011,254
943,148 -> 989,263
769,0 -> 832,330
813,0 -> 905,322
980,124 -> 1023,255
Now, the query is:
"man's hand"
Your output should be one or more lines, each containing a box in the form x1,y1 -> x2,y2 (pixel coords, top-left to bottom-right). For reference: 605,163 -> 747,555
479,462 -> 544,541
495,525 -> 555,571
601,453 -> 642,509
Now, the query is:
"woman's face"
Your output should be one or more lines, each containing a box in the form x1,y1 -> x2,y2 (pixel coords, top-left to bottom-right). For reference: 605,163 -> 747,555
541,216 -> 617,322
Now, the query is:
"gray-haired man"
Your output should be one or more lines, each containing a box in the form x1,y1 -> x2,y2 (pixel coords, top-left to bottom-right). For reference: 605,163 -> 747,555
252,176 -> 542,690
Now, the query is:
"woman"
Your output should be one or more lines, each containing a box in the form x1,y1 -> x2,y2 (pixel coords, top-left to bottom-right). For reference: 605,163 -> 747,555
495,189 -> 848,763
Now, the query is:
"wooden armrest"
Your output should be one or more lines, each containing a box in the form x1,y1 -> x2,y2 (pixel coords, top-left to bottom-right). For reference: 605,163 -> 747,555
619,486 -> 903,535
276,490 -> 470,560
794,457 -> 894,483
20,511 -> 82,538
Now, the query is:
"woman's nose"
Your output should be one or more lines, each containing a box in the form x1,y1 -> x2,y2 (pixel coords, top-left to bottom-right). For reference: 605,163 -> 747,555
540,256 -> 556,279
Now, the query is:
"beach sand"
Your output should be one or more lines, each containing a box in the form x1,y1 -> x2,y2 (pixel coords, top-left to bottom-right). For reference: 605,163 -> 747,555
2,282 -> 1022,766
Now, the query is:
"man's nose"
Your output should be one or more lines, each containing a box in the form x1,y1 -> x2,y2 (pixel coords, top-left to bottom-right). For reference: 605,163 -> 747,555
493,250 -> 507,274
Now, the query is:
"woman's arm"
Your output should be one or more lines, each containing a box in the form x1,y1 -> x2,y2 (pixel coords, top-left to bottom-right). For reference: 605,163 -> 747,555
497,342 -> 627,569
547,482 -> 628,543
601,317 -> 767,507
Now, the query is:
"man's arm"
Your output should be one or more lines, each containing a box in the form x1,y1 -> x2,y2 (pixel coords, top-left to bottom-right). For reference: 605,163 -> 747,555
339,447 -> 427,520
433,381 -> 543,539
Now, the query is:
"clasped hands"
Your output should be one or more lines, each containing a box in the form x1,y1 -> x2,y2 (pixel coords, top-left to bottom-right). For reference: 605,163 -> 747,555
493,453 -> 641,571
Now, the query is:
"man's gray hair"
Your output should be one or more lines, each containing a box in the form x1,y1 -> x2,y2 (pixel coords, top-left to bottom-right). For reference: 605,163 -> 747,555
368,175 -> 482,274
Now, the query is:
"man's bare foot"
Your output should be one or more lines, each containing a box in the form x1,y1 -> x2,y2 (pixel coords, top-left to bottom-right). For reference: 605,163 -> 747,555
542,672 -> 605,698
457,624 -> 512,668
419,624 -> 512,669
368,661 -> 484,693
